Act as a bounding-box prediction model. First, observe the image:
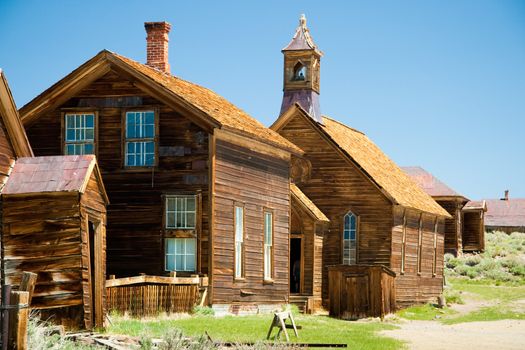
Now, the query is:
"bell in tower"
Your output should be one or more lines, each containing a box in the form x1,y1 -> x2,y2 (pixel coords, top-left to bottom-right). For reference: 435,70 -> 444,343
280,14 -> 323,124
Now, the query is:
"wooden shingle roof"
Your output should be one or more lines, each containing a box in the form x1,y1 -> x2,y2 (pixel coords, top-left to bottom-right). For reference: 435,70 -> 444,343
402,166 -> 468,201
291,183 -> 329,222
319,116 -> 450,217
19,51 -> 302,155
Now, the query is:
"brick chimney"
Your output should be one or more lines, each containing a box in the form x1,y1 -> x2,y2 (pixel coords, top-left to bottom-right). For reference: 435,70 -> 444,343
504,190 -> 509,201
144,21 -> 172,73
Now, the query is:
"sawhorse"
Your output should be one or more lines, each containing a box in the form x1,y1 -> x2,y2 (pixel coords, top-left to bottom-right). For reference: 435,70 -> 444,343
266,311 -> 299,342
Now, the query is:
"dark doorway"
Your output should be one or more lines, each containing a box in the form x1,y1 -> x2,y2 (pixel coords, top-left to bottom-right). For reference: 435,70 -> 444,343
290,238 -> 302,294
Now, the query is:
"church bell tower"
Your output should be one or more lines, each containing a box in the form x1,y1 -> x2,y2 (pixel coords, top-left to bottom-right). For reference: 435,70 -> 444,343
280,14 -> 323,124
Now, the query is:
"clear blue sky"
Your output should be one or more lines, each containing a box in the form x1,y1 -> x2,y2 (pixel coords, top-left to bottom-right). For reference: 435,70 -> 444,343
1,0 -> 524,199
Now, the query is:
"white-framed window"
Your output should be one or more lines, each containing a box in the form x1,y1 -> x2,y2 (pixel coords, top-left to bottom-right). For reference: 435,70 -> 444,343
417,215 -> 423,274
401,213 -> 407,274
343,211 -> 357,265
125,110 -> 155,166
166,195 -> 196,229
165,238 -> 196,272
234,205 -> 244,279
264,211 -> 273,280
64,113 -> 95,155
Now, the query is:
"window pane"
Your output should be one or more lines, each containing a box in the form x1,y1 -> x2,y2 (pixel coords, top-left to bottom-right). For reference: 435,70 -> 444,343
235,207 -> 243,242
85,115 -> 94,128
166,238 -> 175,254
166,255 -> 175,271
85,129 -> 94,140
185,255 -> 195,271
145,111 -> 154,124
175,255 -> 183,270
186,213 -> 195,228
84,143 -> 94,155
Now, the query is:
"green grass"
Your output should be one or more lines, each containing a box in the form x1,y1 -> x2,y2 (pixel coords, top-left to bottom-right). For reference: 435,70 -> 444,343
396,304 -> 456,321
448,278 -> 525,302
107,314 -> 403,350
442,306 -> 525,325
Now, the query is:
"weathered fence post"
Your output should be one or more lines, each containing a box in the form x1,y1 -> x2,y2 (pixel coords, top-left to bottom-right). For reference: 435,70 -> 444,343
19,273 -> 37,305
1,285 -> 12,350
8,291 -> 29,350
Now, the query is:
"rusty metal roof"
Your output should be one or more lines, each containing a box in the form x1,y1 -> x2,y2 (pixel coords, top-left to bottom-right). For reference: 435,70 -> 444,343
282,14 -> 322,54
3,155 -> 97,195
402,166 -> 467,200
484,198 -> 525,227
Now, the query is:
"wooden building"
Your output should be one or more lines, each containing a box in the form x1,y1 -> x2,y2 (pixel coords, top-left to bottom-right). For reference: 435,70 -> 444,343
461,200 -> 487,251
1,70 -> 108,329
483,191 -> 525,233
19,22 -> 303,312
272,16 -> 451,309
402,166 -> 484,255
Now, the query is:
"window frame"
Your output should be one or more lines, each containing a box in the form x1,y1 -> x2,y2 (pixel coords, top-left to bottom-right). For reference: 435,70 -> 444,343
61,110 -> 98,157
234,203 -> 245,280
342,209 -> 359,265
121,108 -> 159,169
164,195 -> 198,231
401,211 -> 407,274
263,209 -> 274,282
417,214 -> 423,275
164,237 -> 197,272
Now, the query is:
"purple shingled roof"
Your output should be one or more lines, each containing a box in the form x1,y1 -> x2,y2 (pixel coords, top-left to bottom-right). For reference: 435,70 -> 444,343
402,166 -> 467,199
484,198 -> 525,227
2,155 -> 96,195
282,14 -> 321,53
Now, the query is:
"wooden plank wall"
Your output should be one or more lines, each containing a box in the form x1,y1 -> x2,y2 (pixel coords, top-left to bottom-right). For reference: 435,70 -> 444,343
277,115 -> 392,304
212,138 -> 290,305
462,211 -> 485,252
24,70 -> 210,278
391,207 -> 445,307
0,116 -> 15,185
436,199 -> 462,255
1,193 -> 85,328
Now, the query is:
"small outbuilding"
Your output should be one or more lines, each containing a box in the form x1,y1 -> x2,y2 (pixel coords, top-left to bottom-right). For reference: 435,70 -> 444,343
484,191 -> 525,233
1,155 -> 108,329
461,200 -> 487,252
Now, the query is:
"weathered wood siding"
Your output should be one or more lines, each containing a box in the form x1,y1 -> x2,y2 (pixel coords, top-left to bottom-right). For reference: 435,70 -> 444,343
436,199 -> 462,255
211,138 -> 290,305
391,207 -> 444,307
462,211 -> 485,252
277,115 -> 392,304
0,116 -> 15,185
24,70 -> 210,278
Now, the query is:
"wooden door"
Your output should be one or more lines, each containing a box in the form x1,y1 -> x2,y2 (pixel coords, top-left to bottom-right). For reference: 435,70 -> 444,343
87,218 -> 104,328
342,274 -> 369,320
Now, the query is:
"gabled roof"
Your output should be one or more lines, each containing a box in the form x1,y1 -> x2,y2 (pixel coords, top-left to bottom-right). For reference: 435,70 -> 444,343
0,69 -> 33,158
484,198 -> 525,227
19,50 -> 302,156
282,14 -> 322,55
3,155 -> 108,203
291,183 -> 329,222
402,166 -> 468,201
272,104 -> 450,218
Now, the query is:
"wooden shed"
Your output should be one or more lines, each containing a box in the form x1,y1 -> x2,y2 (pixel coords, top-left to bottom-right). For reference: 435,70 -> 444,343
19,22 -> 303,313
1,155 -> 108,329
462,200 -> 487,251
273,16 -> 451,312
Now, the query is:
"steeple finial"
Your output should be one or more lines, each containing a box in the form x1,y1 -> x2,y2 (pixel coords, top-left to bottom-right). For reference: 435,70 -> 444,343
299,14 -> 307,27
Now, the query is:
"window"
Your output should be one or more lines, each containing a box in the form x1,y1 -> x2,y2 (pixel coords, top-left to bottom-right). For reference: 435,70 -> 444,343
165,238 -> 196,272
343,211 -> 357,265
401,213 -> 407,274
417,215 -> 423,274
432,219 -> 438,277
293,62 -> 306,81
234,205 -> 244,279
125,110 -> 155,166
64,113 -> 95,155
264,211 -> 273,280
165,195 -> 196,229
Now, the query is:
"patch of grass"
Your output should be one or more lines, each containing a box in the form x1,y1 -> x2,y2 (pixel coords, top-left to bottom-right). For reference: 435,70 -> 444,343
448,278 -> 525,302
397,304 -> 456,321
107,314 -> 403,350
442,306 -> 525,325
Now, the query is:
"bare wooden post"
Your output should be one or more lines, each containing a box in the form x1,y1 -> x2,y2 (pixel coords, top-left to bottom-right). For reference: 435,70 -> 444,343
1,285 -> 12,350
8,291 -> 29,350
19,273 -> 37,306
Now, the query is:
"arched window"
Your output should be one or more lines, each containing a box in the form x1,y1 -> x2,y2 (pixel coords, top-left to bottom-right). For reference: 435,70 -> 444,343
293,62 -> 306,81
343,211 -> 357,264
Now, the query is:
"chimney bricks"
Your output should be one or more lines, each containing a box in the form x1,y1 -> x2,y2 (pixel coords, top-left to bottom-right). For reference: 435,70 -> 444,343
504,190 -> 509,201
145,21 -> 171,73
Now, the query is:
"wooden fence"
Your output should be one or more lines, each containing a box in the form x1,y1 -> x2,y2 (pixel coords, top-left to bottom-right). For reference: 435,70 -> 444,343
328,265 -> 396,320
106,275 -> 204,317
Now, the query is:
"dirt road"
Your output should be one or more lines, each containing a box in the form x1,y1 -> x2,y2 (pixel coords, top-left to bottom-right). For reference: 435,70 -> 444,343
380,319 -> 525,350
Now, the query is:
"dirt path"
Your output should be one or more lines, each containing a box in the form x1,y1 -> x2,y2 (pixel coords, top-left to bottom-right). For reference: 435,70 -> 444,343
381,319 -> 525,350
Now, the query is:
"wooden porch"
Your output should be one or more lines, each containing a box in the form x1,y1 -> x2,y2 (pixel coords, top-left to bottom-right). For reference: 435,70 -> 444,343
328,265 -> 396,320
105,275 -> 207,317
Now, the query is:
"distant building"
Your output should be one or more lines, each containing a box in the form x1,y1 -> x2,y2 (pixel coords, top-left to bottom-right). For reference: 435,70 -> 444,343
484,191 -> 525,233
403,166 -> 486,254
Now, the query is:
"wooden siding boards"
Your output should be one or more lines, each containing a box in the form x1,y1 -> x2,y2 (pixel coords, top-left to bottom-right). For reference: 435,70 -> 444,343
273,107 -> 446,307
211,137 -> 290,305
